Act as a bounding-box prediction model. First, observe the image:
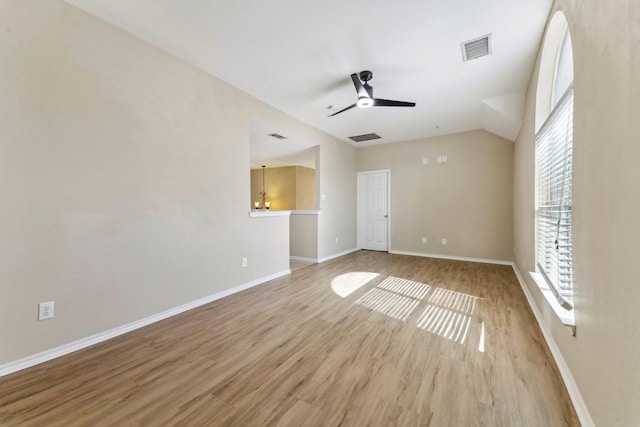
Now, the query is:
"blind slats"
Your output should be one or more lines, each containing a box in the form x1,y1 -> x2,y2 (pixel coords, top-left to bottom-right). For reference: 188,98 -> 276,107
536,88 -> 574,307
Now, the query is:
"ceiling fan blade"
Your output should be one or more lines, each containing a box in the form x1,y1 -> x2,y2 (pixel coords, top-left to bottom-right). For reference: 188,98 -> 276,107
373,98 -> 416,107
328,103 -> 357,117
351,73 -> 368,98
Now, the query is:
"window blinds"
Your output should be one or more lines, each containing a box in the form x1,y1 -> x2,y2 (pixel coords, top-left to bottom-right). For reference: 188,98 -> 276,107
536,87 -> 574,308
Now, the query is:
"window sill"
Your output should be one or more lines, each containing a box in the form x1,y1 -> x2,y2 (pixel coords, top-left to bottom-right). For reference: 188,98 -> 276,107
248,210 -> 292,218
529,271 -> 575,332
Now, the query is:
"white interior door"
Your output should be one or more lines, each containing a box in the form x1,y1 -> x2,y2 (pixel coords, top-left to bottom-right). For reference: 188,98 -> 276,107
358,170 -> 389,251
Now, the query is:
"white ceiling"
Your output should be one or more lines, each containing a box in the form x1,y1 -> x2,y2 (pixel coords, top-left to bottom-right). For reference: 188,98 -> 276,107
249,119 -> 318,169
66,0 -> 551,160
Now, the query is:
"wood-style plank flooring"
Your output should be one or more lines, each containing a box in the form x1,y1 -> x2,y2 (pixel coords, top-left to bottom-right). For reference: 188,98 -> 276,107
0,251 -> 579,426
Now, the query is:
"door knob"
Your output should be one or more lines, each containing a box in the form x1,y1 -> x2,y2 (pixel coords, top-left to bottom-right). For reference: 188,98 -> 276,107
384,214 -> 388,218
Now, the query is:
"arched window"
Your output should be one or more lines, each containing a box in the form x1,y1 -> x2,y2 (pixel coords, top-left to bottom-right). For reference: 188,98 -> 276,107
552,30 -> 573,107
535,13 -> 574,316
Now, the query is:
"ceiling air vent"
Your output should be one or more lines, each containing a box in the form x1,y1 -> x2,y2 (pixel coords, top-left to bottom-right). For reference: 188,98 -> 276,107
268,133 -> 287,140
349,133 -> 381,143
461,34 -> 492,61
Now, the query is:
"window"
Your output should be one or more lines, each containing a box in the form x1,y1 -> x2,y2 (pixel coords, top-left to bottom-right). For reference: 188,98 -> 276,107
552,30 -> 574,107
535,24 -> 574,311
536,87 -> 573,308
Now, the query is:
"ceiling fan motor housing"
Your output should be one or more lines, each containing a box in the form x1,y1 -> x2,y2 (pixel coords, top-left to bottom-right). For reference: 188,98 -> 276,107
359,70 -> 373,82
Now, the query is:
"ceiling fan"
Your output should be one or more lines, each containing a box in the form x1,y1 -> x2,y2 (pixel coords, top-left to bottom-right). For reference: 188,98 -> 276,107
328,70 -> 416,117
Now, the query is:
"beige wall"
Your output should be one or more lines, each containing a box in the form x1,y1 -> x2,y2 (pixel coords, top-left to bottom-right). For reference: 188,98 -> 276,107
295,166 -> 316,210
318,138 -> 357,258
250,166 -> 315,210
357,130 -> 514,261
0,1 -> 356,366
290,213 -> 318,259
513,1 -> 640,425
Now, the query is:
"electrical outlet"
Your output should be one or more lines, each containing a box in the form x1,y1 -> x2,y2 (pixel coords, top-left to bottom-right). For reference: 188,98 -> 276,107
335,237 -> 339,244
422,237 -> 427,244
38,301 -> 54,321
241,257 -> 248,267
422,157 -> 428,165
441,238 -> 447,245
437,155 -> 448,163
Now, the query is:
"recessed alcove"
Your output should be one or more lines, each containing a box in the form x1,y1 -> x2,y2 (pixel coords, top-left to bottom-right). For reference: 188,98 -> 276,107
250,165 -> 315,211
250,118 -> 321,265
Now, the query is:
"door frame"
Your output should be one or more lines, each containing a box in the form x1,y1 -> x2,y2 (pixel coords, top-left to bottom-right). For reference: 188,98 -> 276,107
357,169 -> 391,251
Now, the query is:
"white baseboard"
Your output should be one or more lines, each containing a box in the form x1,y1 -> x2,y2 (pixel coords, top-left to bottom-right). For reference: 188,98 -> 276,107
290,256 -> 317,263
317,247 -> 359,263
0,269 -> 291,378
511,264 -> 594,427
390,250 -> 512,266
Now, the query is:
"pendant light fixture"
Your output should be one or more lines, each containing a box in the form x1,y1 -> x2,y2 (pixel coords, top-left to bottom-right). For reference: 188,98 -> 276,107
258,165 -> 269,209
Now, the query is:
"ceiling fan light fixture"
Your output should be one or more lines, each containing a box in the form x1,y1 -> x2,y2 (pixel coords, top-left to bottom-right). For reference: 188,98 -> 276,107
328,71 -> 414,117
357,97 -> 374,108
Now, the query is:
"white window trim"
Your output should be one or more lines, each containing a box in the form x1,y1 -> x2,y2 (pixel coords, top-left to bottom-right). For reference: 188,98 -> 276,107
533,21 -> 575,330
529,271 -> 575,330
534,85 -> 574,323
535,87 -> 574,283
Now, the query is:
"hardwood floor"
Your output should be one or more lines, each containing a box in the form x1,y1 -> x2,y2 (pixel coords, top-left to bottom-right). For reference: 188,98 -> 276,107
290,259 -> 315,272
0,251 -> 579,426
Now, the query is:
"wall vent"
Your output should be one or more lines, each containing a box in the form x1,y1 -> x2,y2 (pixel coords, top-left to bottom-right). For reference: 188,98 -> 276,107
461,34 -> 492,61
349,133 -> 381,142
268,133 -> 287,140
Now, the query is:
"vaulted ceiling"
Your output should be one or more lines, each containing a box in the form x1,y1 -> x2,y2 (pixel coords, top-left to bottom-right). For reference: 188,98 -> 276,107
66,0 -> 551,152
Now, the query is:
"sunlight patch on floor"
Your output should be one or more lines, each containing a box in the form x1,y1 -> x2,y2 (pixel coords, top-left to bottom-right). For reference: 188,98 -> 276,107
355,276 -> 431,322
340,272 -> 485,349
377,276 -> 430,299
416,288 -> 481,345
331,272 -> 380,298
355,288 -> 420,322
